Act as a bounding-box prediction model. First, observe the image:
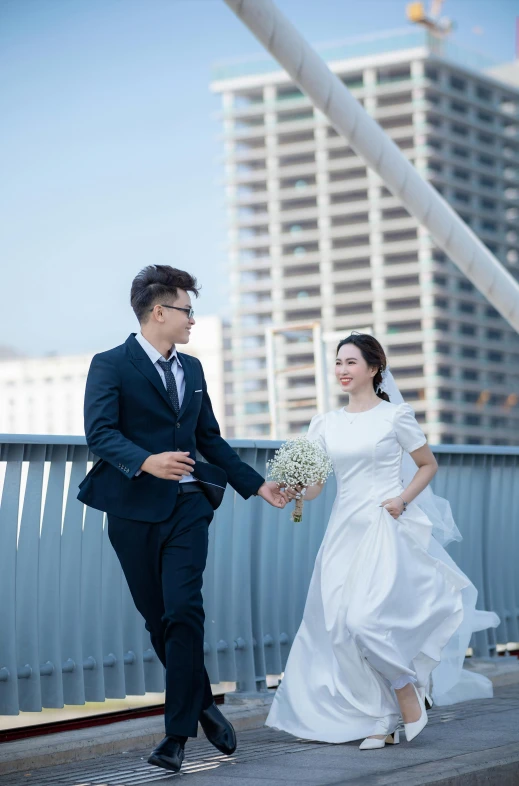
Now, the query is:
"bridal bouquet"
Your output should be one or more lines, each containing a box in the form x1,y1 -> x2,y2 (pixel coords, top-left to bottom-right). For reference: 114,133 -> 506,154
266,436 -> 333,522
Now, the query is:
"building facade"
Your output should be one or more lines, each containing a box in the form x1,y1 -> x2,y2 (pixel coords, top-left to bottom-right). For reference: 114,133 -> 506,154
0,316 -> 228,437
212,30 -> 519,444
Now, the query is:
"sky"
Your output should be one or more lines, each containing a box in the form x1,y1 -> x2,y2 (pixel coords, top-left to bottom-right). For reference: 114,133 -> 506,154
1,0 -> 517,356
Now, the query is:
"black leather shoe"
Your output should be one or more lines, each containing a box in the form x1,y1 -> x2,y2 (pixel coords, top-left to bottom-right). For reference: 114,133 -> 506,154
148,735 -> 185,772
199,702 -> 237,755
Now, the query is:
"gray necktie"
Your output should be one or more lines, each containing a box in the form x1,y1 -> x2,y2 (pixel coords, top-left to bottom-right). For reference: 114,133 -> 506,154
157,358 -> 180,414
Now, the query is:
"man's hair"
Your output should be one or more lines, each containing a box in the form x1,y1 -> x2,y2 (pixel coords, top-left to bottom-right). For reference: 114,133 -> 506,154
130,265 -> 200,323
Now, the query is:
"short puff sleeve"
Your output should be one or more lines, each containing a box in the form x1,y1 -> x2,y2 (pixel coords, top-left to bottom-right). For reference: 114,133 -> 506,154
393,403 -> 427,454
306,413 -> 326,452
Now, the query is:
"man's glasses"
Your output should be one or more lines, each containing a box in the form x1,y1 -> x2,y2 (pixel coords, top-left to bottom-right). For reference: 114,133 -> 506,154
151,304 -> 195,319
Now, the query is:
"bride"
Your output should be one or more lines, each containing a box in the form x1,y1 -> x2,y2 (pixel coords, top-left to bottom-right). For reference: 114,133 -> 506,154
266,332 -> 499,749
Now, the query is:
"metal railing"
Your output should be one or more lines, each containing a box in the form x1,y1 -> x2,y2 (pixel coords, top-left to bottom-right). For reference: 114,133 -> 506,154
1,434 -> 518,715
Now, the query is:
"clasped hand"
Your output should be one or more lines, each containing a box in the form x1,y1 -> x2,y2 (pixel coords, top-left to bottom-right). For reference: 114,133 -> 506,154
278,483 -> 305,501
380,496 -> 405,519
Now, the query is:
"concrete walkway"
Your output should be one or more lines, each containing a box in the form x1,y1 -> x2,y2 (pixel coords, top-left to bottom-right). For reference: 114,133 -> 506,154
2,684 -> 519,786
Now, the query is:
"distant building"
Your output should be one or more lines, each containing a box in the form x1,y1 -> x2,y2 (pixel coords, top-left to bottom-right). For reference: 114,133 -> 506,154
211,29 -> 519,444
0,316 -> 228,437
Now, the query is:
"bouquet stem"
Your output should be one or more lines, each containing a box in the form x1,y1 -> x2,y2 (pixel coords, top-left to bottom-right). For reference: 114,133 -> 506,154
291,497 -> 304,522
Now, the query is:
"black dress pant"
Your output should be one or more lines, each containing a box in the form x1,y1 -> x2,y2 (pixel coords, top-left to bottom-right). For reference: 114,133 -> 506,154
107,488 -> 215,737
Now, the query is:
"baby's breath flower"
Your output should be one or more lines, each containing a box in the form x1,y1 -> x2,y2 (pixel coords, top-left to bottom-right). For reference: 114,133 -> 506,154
266,436 -> 333,522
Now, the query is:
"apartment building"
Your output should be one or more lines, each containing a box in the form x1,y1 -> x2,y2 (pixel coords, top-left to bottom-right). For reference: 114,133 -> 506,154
212,29 -> 519,444
0,316 -> 228,437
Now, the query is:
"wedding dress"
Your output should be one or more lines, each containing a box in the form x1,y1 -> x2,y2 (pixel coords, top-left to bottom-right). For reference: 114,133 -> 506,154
265,399 -> 499,743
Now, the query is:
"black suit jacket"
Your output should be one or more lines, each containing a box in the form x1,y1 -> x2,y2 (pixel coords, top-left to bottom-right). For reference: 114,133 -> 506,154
77,334 -> 265,521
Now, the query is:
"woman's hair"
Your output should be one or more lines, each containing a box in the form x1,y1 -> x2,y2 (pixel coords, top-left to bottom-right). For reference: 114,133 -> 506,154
130,265 -> 200,323
336,333 -> 390,402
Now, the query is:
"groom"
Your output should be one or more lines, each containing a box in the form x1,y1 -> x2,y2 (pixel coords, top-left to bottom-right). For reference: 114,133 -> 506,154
78,265 -> 286,773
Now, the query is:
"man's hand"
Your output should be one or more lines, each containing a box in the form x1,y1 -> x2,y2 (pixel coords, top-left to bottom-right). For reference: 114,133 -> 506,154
257,481 -> 287,509
140,451 -> 195,481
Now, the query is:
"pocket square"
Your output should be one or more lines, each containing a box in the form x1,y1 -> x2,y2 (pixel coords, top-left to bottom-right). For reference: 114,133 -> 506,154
194,389 -> 202,393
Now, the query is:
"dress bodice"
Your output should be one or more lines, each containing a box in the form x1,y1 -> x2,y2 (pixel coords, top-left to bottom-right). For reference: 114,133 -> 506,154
307,400 -> 427,504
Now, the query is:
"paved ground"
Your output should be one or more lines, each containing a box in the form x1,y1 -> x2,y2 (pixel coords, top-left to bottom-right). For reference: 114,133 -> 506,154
2,685 -> 519,786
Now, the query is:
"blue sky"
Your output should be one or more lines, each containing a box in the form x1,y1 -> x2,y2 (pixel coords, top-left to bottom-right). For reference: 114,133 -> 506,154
1,0 -> 517,355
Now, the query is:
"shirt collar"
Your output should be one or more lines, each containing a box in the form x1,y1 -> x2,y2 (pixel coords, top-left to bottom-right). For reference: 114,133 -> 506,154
135,333 -> 182,367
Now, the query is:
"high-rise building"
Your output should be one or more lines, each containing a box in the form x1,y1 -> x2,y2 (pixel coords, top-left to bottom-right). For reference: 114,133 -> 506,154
211,29 -> 519,445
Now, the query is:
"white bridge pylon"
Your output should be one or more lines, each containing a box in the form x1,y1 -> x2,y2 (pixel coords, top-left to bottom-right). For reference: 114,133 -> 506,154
223,0 -> 519,333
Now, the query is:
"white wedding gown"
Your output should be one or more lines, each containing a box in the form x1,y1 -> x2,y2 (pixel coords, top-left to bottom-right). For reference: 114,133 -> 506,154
265,401 -> 499,742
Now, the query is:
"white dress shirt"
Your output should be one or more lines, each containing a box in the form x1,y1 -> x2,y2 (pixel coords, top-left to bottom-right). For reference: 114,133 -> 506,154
135,332 -> 196,483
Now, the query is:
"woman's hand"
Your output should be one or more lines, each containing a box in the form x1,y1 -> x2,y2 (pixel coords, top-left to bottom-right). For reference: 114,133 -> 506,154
380,496 -> 405,519
278,483 -> 305,501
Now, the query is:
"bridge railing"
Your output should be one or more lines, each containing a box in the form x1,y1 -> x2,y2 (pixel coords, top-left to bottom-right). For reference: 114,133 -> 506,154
0,435 -> 518,715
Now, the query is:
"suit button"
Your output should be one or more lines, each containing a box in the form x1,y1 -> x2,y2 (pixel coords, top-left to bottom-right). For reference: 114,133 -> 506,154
176,422 -> 181,428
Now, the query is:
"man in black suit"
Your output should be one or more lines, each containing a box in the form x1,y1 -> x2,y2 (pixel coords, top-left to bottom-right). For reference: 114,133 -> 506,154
78,265 -> 286,773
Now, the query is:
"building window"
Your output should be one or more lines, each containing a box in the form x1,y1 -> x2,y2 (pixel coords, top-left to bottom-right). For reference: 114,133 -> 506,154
438,388 -> 453,400
451,123 -> 468,137
377,66 -> 410,84
449,75 -> 466,92
476,86 -> 492,102
454,190 -> 470,203
453,168 -> 470,181
249,424 -> 270,436
462,369 -> 479,381
464,414 -> 481,426
477,132 -> 494,146
463,391 -> 479,403
460,324 -> 476,336
440,412 -> 454,422
244,402 -> 269,415
341,73 -> 364,88
386,321 -> 422,333
335,303 -> 372,316
477,111 -> 493,125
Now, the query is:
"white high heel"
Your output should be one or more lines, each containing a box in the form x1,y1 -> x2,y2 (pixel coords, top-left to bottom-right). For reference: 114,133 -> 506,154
404,684 -> 428,742
359,729 -> 400,750
418,686 -> 434,710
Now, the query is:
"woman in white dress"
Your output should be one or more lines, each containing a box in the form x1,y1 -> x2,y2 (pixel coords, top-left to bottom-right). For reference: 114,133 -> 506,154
266,333 -> 499,749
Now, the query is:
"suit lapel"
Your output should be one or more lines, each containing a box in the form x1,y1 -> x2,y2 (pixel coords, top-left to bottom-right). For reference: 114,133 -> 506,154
177,352 -> 194,419
126,334 -> 175,412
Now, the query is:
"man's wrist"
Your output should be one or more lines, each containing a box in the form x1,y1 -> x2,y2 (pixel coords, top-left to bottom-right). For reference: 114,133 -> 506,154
140,454 -> 154,472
